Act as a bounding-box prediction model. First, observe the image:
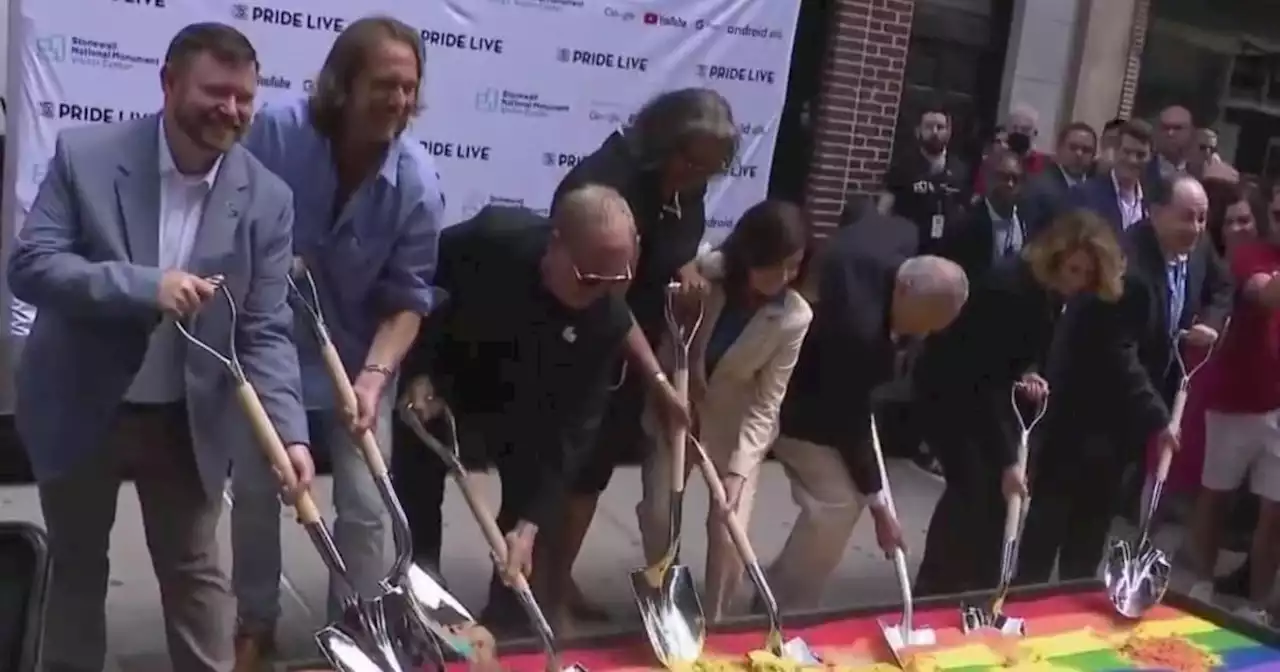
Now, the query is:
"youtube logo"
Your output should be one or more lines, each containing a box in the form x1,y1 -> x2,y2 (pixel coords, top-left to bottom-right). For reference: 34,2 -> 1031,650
643,11 -> 688,28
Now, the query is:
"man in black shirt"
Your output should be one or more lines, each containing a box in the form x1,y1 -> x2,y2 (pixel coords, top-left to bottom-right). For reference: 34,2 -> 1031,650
399,184 -> 636,627
880,105 -> 971,256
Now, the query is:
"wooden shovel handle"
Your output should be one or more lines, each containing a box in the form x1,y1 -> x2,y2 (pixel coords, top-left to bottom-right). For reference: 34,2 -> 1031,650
233,382 -> 322,524
690,438 -> 760,567
318,340 -> 388,478
668,365 -> 689,495
453,471 -> 533,594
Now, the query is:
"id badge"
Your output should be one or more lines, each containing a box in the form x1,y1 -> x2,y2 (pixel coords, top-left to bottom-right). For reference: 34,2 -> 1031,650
930,214 -> 946,239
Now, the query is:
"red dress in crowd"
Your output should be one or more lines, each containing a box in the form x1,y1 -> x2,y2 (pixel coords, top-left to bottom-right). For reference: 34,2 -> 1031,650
1154,241 -> 1280,492
1162,343 -> 1216,495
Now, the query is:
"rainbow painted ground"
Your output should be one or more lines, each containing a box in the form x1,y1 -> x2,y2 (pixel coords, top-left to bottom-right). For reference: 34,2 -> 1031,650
450,591 -> 1280,671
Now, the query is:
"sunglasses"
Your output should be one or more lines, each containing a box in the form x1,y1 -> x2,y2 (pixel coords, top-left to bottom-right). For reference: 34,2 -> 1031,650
573,262 -> 632,287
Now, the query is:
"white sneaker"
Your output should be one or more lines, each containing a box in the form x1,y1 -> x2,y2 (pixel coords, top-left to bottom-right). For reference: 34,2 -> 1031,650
1234,605 -> 1272,628
1188,580 -> 1215,603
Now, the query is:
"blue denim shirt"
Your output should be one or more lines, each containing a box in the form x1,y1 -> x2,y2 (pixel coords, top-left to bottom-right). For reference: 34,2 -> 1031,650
244,99 -> 444,409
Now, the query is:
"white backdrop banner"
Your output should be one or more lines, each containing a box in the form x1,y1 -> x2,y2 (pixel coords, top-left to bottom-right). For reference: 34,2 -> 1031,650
3,0 -> 801,345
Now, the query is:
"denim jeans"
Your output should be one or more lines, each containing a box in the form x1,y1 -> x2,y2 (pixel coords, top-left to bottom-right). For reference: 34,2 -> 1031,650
230,385 -> 394,631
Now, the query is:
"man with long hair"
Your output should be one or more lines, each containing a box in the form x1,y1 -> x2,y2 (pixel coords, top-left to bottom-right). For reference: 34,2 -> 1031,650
232,16 -> 444,667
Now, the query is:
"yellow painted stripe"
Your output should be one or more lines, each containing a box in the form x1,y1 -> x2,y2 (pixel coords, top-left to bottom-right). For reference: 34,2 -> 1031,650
1019,630 -> 1113,657
1130,616 -> 1218,638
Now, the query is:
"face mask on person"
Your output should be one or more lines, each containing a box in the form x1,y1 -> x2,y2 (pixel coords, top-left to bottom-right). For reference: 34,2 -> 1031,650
1007,132 -> 1032,155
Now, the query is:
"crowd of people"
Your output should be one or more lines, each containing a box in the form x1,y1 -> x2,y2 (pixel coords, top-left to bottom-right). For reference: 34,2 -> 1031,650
5,12 -> 1278,672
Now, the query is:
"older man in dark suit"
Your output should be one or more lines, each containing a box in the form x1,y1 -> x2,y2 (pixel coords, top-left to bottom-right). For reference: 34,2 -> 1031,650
1017,172 -> 1233,584
766,212 -> 969,609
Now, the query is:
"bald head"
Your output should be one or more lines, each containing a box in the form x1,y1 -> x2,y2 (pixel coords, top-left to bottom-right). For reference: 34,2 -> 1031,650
1008,103 -> 1039,135
552,183 -> 637,246
892,255 -> 969,336
545,184 -> 638,308
1158,105 -> 1194,160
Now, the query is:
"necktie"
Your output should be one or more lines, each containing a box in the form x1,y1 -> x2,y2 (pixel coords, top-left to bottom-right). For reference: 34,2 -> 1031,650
1168,260 -> 1187,335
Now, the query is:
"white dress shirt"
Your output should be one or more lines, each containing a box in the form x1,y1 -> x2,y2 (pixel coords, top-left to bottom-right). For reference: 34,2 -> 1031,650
124,120 -> 222,404
1112,170 -> 1144,231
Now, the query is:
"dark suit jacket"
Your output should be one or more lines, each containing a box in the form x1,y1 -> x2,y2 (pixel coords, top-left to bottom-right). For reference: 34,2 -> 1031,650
1021,163 -> 1076,237
1044,221 -> 1232,446
779,212 -> 918,494
915,256 -> 1064,467
937,201 -> 1026,280
1064,173 -> 1149,237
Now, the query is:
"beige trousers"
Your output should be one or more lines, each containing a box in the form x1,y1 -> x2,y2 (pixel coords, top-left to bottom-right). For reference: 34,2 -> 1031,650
637,434 -> 864,618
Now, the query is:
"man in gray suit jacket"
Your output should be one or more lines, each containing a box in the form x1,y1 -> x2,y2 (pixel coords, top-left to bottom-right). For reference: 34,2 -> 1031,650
7,23 -> 313,672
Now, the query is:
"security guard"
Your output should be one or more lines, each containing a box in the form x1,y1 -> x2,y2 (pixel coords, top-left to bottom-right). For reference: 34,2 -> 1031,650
879,105 -> 971,256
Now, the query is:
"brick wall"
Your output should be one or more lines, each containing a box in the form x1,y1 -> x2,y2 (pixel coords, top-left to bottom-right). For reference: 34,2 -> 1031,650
802,0 -> 917,235
1117,0 -> 1150,119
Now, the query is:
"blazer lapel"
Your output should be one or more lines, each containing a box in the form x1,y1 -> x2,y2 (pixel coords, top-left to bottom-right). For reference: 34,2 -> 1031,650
1102,179 -> 1125,237
1137,224 -> 1173,330
114,118 -> 162,265
691,286 -> 724,393
707,296 -> 785,388
188,147 -> 251,278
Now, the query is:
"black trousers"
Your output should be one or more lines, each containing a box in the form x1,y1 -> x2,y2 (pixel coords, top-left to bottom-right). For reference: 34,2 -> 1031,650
388,411 -> 546,628
914,396 -> 1006,596
390,413 -> 449,570
1015,432 -> 1133,584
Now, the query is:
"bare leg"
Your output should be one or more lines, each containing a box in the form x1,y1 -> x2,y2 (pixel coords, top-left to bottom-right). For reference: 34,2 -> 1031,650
1249,499 -> 1280,608
1189,489 -> 1228,581
532,494 -> 610,622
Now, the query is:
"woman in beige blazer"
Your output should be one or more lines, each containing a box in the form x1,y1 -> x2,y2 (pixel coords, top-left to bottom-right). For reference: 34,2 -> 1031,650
637,200 -> 813,621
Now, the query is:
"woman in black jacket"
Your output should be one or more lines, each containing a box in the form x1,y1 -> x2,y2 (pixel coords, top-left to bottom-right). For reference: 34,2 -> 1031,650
912,209 -> 1127,596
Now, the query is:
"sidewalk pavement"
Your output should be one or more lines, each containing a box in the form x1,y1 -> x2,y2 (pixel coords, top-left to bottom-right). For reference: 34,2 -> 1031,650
0,459 -> 1222,671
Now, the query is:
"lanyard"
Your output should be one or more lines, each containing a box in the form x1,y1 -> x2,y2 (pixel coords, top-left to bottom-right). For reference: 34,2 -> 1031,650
988,201 -> 1023,257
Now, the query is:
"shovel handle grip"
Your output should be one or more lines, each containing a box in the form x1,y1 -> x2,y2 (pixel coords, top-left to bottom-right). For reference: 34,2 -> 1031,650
667,365 -> 689,495
319,340 -> 390,478
691,438 -> 760,567
233,382 -> 322,525
1168,389 -> 1188,435
453,471 -> 535,593
1003,494 -> 1023,540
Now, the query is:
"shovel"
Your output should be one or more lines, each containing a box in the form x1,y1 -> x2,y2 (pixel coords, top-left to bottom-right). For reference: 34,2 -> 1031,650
868,413 -> 935,667
1104,326 -> 1222,618
687,435 -> 819,664
398,398 -> 588,672
961,386 -> 1049,637
174,283 -> 401,671
286,266 -> 480,665
629,282 -> 706,668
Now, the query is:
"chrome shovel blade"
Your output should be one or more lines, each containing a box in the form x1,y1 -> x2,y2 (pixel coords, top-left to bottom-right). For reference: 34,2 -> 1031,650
960,604 -> 1025,636
399,563 -> 479,658
879,621 -> 936,669
1104,539 -> 1172,619
781,637 -> 822,665
629,564 -> 704,667
317,624 -> 391,672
